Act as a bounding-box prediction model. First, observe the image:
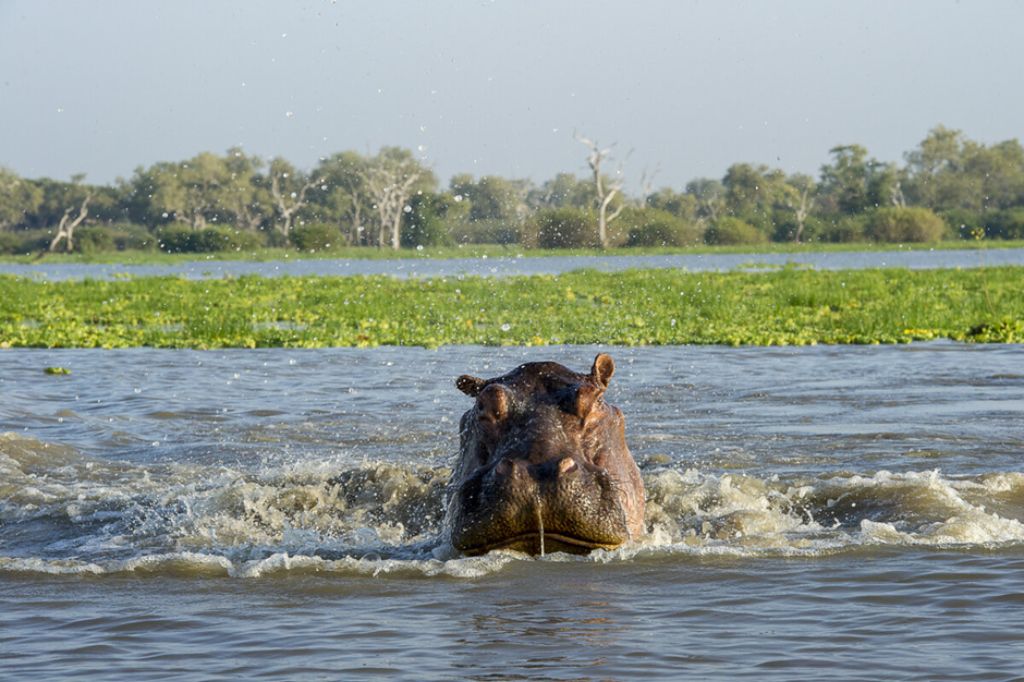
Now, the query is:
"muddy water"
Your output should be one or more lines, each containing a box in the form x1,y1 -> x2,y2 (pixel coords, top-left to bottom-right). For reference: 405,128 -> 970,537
2,344 -> 1024,680
3,246 -> 1024,280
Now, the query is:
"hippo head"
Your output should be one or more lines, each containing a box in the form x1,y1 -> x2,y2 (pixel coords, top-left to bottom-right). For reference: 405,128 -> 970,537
446,353 -> 645,556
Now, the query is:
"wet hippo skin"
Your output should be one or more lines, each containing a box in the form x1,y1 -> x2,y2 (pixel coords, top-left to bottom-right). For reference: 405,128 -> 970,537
447,353 -> 645,555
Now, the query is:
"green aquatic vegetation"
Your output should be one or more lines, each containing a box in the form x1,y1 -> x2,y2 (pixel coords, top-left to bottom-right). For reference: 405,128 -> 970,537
0,267 -> 1022,348
43,366 -> 71,375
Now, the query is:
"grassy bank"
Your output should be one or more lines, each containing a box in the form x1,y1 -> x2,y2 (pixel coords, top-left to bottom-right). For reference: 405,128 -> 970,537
1,267 -> 1022,348
3,239 -> 1024,266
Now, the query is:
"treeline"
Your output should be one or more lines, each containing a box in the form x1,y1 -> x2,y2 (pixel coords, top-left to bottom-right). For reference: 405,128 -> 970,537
2,125 -> 1024,255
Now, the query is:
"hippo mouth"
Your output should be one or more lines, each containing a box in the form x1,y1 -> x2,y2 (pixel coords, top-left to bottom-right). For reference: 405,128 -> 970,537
458,531 -> 624,556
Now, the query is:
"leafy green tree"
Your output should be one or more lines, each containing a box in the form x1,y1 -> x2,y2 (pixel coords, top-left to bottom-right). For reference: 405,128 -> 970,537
222,147 -> 272,232
265,157 -> 323,237
134,153 -> 232,230
313,151 -> 373,245
362,147 -> 436,249
904,126 -> 1024,212
773,173 -> 818,242
527,173 -> 594,209
401,192 -> 463,247
685,178 -> 726,226
819,145 -> 905,215
0,168 -> 43,231
721,163 -> 792,237
818,145 -> 872,214
645,187 -> 699,223
449,174 -> 530,223
903,126 -> 972,209
966,139 -> 1024,210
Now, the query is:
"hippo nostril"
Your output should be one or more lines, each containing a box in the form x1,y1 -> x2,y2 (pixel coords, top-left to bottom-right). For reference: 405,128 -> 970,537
557,457 -> 578,476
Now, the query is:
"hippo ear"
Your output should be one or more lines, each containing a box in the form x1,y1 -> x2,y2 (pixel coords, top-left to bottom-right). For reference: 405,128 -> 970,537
456,375 -> 485,397
589,353 -> 615,389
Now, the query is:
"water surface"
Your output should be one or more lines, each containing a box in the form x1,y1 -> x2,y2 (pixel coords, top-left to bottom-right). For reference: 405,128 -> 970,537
2,246 -> 1021,280
2,344 -> 1023,679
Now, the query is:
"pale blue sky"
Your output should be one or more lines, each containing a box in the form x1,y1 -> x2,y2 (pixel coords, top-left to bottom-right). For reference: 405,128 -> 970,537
1,0 -> 1022,191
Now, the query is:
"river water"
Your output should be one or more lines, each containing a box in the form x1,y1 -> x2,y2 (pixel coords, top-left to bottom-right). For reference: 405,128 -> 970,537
2,343 -> 1023,679
2,246 -> 1023,280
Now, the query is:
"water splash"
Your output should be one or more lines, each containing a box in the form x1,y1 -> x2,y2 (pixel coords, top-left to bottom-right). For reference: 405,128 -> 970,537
4,433 -> 1024,578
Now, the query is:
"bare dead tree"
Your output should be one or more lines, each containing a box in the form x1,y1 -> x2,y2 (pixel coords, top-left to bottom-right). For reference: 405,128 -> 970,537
792,185 -> 812,243
48,192 -> 92,253
891,180 -> 907,208
269,171 -> 321,237
782,175 -> 816,243
576,133 -> 625,249
365,164 -> 422,250
637,164 -> 661,206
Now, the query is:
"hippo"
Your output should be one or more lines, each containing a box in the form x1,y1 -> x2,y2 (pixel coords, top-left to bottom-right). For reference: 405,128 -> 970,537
446,353 -> 645,555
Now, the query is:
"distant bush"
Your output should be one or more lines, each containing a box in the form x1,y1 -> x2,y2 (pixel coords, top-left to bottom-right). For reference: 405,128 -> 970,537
76,223 -> 156,253
290,223 -> 339,251
447,218 -> 519,246
940,208 -> 986,240
156,225 -> 197,253
157,225 -> 264,253
526,207 -> 597,249
0,232 -> 21,254
402,214 -> 455,248
819,215 -> 868,243
704,217 -> 768,245
771,215 -> 826,243
1,228 -> 52,254
622,208 -> 703,247
985,209 -> 1024,240
193,226 -> 264,252
865,207 -> 948,243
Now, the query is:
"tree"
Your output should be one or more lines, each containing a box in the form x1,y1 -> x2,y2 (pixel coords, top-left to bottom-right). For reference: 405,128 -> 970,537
221,147 -> 271,232
904,126 -> 1024,212
266,157 -> 322,237
645,187 -> 699,223
819,145 -> 871,214
401,191 -> 462,247
314,151 -> 372,245
138,153 -> 231,230
685,178 -> 726,226
904,125 -> 970,209
449,174 -> 530,223
46,174 -> 93,252
527,173 -> 593,210
0,168 -> 42,231
721,163 -> 791,236
576,134 -> 626,249
362,147 -> 435,249
779,173 -> 817,242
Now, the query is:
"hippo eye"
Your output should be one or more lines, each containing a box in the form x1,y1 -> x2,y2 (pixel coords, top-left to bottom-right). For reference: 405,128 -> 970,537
477,383 -> 510,424
571,383 -> 604,419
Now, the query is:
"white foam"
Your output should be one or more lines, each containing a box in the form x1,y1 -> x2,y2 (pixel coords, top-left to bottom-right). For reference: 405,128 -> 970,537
5,431 -> 1024,577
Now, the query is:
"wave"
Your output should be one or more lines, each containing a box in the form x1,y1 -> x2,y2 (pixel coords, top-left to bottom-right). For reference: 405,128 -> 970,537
3,432 -> 1024,578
